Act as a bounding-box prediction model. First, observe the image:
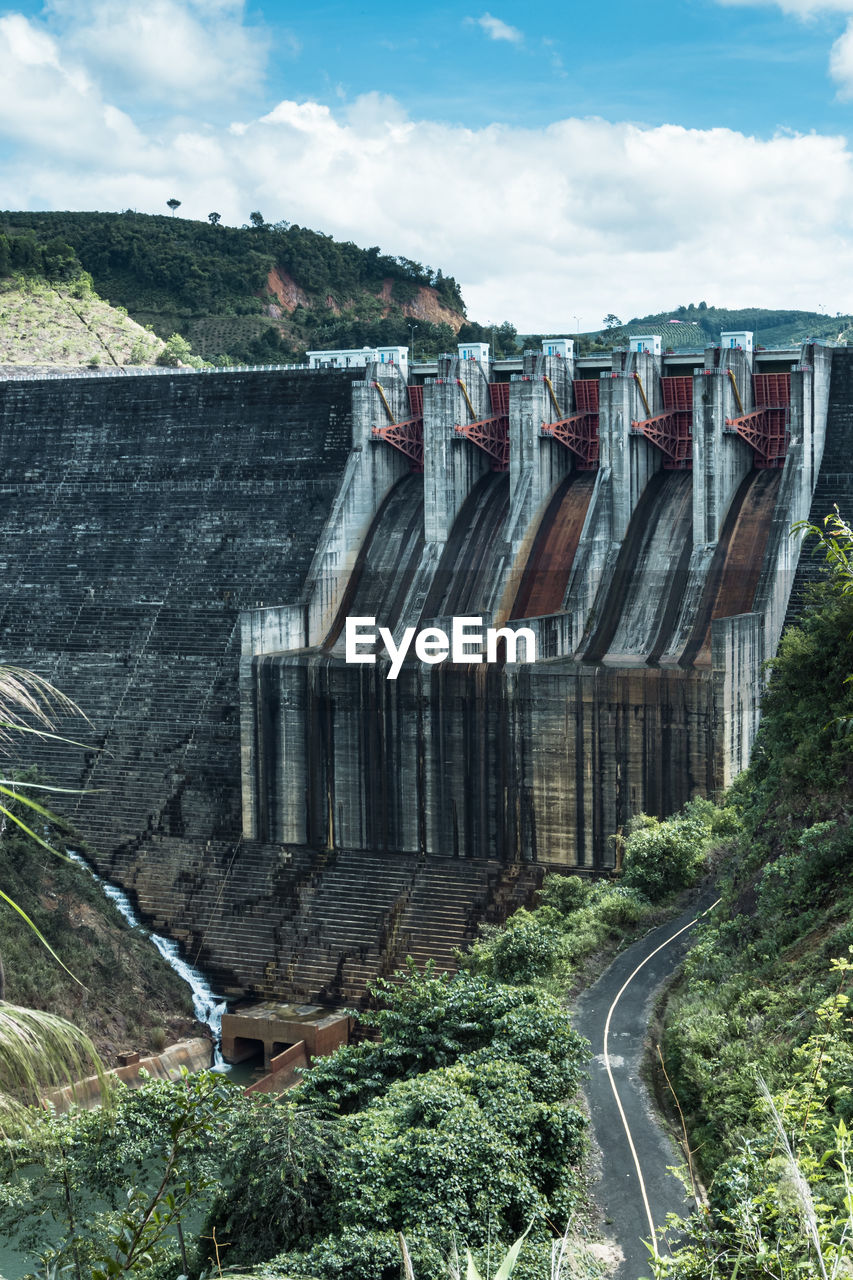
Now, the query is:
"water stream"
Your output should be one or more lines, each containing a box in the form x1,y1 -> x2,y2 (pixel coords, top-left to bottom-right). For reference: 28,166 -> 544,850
66,851 -> 228,1069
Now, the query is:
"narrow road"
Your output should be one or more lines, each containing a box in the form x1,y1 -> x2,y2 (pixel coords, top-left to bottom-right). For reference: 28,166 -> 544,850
572,891 -> 718,1280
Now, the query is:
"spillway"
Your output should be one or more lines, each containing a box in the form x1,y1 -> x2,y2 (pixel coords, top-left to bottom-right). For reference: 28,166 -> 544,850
253,467 -> 515,856
326,473 -> 426,650
583,472 -> 693,663
680,469 -> 782,668
511,471 -> 596,620
421,473 -> 510,621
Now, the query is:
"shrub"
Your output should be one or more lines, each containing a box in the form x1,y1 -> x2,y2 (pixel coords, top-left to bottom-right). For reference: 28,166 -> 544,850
297,967 -> 588,1115
156,331 -> 193,366
465,908 -> 565,984
537,873 -> 589,915
621,798 -> 718,901
272,1226 -> 444,1280
126,337 -> 148,365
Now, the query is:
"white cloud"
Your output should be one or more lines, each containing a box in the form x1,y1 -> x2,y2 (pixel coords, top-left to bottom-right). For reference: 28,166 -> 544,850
43,0 -> 268,106
1,11 -> 853,329
196,110 -> 853,328
830,17 -> 853,91
715,0 -> 853,14
473,13 -> 523,43
0,14 -> 149,160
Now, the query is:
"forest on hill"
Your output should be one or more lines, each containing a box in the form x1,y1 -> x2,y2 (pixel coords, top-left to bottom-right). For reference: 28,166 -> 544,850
0,211 -> 471,365
4,211 -> 848,370
582,300 -> 853,351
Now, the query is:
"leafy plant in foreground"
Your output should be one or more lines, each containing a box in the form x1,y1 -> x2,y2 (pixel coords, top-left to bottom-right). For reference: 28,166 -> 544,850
0,666 -> 106,1135
0,1069 -> 236,1278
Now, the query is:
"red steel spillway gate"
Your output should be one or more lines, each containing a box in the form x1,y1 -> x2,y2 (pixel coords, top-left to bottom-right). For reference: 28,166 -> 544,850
454,381 -> 510,471
630,375 -> 693,469
371,384 -> 424,472
540,379 -> 600,468
725,372 -> 790,468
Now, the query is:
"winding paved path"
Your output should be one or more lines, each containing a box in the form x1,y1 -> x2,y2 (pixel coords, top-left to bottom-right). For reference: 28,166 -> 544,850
572,891 -> 718,1280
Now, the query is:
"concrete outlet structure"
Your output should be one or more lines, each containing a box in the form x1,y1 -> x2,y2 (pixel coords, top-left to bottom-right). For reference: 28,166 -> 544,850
221,1002 -> 350,1069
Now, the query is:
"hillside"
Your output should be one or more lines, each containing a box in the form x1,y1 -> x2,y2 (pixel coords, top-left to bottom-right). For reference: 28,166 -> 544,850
584,301 -> 852,350
0,818 -> 197,1064
0,274 -> 164,368
0,211 -> 468,365
650,522 -> 853,1275
3,212 -> 844,367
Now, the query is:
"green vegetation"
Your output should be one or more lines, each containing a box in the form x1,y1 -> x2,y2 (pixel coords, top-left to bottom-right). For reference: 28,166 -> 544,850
0,212 -> 469,365
0,228 -> 163,366
584,301 -> 851,350
651,514 -> 853,1276
0,757 -> 729,1276
463,798 -> 733,999
0,1069 -> 235,1278
0,229 -> 81,283
209,967 -> 589,1279
551,302 -> 852,354
455,320 -> 520,359
0,968 -> 594,1280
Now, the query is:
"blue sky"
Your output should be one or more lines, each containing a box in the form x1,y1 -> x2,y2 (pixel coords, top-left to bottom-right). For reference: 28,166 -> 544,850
1,0 -> 853,328
249,0 -> 848,135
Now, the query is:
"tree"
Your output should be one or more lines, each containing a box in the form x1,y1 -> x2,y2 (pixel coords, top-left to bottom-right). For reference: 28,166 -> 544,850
794,505 -> 853,597
166,199 -> 181,216
0,1069 -> 234,1276
249,210 -> 267,230
207,211 -> 221,226
495,320 -> 518,357
156,332 -> 193,366
603,313 -> 622,329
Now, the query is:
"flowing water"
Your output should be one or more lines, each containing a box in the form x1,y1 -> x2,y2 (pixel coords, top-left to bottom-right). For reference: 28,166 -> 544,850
66,851 -> 228,1069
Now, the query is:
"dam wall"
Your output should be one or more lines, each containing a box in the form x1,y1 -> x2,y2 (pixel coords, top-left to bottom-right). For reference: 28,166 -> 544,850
0,363 -> 542,1003
0,366 -> 357,869
1,342 -> 842,1003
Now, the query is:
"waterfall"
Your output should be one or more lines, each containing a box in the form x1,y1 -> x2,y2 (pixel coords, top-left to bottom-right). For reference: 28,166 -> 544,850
66,851 -> 228,1070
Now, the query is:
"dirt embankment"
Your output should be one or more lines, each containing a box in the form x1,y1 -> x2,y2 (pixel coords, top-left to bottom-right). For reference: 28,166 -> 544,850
265,268 -> 463,331
266,267 -> 311,315
376,279 -> 464,331
2,838 -> 200,1069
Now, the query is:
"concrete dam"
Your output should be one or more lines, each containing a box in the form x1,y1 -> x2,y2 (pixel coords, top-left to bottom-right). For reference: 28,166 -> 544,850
0,338 -> 841,1004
